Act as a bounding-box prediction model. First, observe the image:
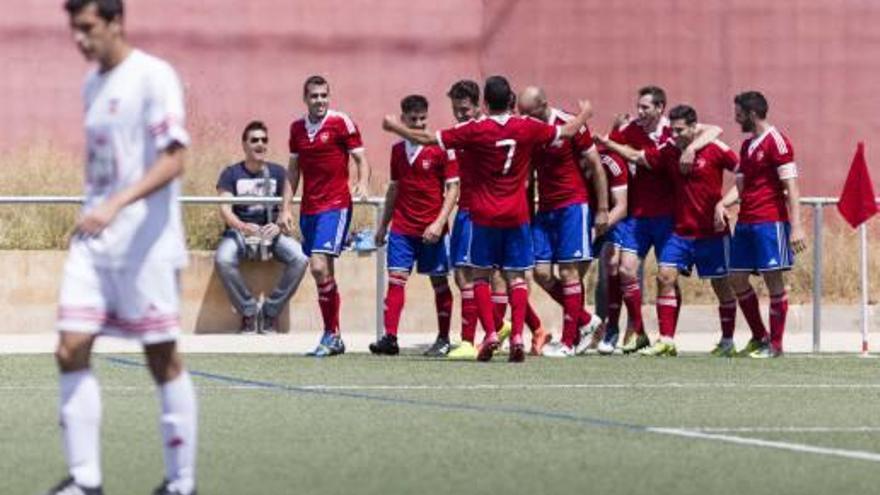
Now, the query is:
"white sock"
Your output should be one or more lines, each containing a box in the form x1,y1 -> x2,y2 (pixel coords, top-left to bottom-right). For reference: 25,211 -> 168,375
59,369 -> 102,488
159,370 -> 198,494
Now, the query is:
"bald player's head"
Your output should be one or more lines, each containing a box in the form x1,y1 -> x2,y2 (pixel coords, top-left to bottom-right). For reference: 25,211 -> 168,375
517,86 -> 548,120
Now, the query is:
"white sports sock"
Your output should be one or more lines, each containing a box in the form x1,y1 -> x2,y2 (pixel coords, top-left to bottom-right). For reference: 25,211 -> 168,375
59,369 -> 102,488
159,370 -> 198,494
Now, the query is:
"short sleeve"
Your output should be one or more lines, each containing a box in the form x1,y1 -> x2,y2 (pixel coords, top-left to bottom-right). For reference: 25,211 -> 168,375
343,122 -> 364,153
530,118 -> 561,147
609,125 -> 627,144
216,166 -> 236,193
145,61 -> 190,151
437,122 -> 473,151
601,152 -> 628,190
443,149 -> 460,182
288,123 -> 300,156
271,165 -> 288,196
769,132 -> 797,179
573,124 -> 596,156
721,148 -> 739,172
769,132 -> 795,166
389,149 -> 401,182
331,113 -> 364,153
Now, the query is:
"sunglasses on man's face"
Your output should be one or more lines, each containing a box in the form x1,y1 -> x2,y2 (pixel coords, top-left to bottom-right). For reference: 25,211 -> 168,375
249,137 -> 268,144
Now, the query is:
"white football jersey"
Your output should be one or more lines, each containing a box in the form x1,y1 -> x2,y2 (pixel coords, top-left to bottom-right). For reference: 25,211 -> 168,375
72,49 -> 190,268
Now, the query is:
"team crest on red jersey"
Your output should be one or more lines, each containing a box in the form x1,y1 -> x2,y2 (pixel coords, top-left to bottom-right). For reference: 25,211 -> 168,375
695,158 -> 707,169
319,132 -> 330,143
421,159 -> 431,170
755,150 -> 765,161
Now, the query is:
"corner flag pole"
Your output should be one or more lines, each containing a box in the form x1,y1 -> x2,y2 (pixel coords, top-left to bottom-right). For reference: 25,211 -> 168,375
860,223 -> 870,356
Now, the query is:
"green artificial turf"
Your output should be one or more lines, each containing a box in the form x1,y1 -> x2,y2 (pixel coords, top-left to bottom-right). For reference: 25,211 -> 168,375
3,353 -> 880,494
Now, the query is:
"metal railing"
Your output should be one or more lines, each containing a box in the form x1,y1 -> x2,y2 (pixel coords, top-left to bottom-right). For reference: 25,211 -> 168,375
0,195 -> 875,350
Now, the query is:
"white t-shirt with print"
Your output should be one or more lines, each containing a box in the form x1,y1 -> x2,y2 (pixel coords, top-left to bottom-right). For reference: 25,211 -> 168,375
72,49 -> 190,268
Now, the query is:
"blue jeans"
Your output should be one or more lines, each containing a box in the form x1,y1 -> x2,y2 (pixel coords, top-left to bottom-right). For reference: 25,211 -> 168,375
214,230 -> 309,317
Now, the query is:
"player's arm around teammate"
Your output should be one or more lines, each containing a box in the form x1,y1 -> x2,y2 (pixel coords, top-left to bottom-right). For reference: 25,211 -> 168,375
370,95 -> 459,356
382,100 -> 593,147
516,86 -> 604,356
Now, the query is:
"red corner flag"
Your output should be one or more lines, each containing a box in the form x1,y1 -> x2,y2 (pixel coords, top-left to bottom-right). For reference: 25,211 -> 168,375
837,142 -> 878,228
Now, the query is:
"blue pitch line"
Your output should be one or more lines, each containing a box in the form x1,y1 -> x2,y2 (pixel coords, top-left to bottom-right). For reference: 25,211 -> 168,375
104,356 -> 643,433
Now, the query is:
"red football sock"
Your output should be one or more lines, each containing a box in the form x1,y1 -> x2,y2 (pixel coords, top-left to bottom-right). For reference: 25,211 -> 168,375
547,279 -> 590,327
317,277 -> 339,334
460,288 -> 477,343
673,284 -> 683,328
473,279 -> 497,338
492,292 -> 508,330
656,294 -> 678,338
622,278 -> 644,335
719,300 -> 737,340
382,274 -> 407,337
769,291 -> 788,352
434,283 -> 453,340
525,301 -> 542,333
736,288 -> 767,341
508,281 -> 529,346
607,273 -> 623,329
561,282 -> 583,347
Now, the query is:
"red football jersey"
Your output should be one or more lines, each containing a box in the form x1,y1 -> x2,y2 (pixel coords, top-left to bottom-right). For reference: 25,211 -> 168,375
532,108 -> 594,212
591,149 -> 629,213
437,114 -> 560,228
288,109 -> 364,215
645,139 -> 739,238
389,141 -> 459,236
737,126 -> 797,223
455,148 -> 475,211
609,117 -> 674,218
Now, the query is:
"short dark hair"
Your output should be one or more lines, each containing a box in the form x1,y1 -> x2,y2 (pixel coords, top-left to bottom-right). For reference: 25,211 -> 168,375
241,120 -> 268,142
302,75 -> 329,98
447,80 -> 480,106
734,91 -> 769,119
638,85 -> 667,109
64,0 -> 124,21
668,104 -> 698,125
484,75 -> 513,112
400,94 -> 429,114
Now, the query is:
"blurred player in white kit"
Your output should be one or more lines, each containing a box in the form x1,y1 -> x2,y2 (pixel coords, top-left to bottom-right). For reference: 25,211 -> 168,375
47,1 -> 198,494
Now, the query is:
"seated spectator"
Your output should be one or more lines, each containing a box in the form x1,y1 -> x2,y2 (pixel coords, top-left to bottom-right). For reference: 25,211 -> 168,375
215,121 -> 309,334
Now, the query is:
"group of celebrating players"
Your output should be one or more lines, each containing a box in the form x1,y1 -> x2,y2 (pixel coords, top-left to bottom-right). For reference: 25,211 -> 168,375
286,74 -> 804,362
47,0 -> 807,492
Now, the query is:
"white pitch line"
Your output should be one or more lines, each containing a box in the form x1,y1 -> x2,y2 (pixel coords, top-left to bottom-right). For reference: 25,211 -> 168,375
648,427 -> 880,463
681,426 -> 880,433
3,382 -> 880,392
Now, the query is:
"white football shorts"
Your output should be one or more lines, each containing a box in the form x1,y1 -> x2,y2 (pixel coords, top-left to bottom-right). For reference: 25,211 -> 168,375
57,249 -> 182,345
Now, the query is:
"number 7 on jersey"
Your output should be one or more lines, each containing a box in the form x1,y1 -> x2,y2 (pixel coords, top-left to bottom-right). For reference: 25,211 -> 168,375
495,139 -> 516,175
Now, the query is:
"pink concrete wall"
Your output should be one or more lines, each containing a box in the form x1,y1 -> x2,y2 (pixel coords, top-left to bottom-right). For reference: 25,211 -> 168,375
3,0 -> 880,194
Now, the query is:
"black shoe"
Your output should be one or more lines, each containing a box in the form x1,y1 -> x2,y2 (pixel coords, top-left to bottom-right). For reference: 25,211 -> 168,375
508,343 -> 526,363
423,337 -> 451,357
153,479 -> 197,495
44,477 -> 103,495
239,314 -> 258,335
259,311 -> 277,334
369,334 -> 399,355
